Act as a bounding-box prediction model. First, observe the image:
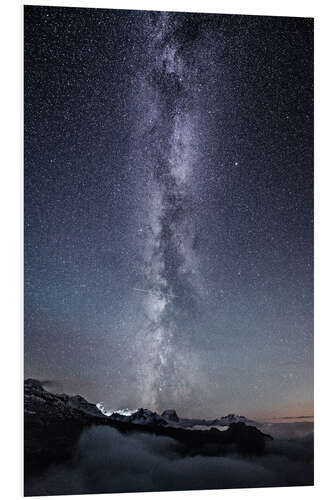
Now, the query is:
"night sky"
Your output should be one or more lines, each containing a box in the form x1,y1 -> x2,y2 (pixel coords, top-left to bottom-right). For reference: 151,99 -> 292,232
24,6 -> 313,420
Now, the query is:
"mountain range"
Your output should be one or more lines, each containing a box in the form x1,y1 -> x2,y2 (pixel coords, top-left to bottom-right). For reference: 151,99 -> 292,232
24,378 -> 273,475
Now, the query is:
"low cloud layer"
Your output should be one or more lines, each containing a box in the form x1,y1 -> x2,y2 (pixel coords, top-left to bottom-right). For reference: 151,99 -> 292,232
25,425 -> 313,496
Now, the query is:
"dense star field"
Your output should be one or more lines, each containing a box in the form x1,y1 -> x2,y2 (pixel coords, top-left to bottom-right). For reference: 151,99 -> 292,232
24,6 -> 313,420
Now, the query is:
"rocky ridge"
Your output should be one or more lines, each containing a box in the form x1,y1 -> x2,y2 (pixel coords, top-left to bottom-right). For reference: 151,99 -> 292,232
24,378 -> 273,473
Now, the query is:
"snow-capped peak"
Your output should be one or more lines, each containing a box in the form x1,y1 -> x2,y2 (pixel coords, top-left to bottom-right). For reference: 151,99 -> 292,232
96,403 -> 137,417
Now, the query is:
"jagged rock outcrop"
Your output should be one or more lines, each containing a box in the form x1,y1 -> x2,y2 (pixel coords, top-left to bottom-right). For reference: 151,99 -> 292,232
129,408 -> 168,426
161,409 -> 179,422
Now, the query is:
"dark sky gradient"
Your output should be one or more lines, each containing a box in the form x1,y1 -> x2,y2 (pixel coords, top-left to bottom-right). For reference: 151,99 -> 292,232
24,6 -> 313,420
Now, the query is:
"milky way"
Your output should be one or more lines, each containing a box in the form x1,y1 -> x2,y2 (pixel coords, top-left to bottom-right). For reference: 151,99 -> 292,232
131,13 -> 206,409
25,7 -> 313,419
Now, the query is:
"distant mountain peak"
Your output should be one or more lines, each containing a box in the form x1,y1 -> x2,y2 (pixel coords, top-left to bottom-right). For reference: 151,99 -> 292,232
161,409 -> 179,422
219,414 -> 257,425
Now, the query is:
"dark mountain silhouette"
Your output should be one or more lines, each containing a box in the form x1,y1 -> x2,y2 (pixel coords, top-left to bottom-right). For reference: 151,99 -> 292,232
24,378 -> 273,478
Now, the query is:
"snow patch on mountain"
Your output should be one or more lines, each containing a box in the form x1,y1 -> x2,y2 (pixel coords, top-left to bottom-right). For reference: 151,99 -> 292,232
96,403 -> 137,417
